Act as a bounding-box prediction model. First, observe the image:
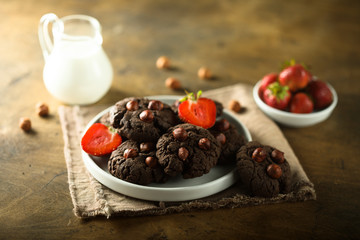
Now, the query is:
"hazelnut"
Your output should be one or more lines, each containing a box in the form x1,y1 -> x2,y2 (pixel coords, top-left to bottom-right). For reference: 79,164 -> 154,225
36,102 -> 49,117
178,147 -> 189,161
215,119 -> 230,132
215,133 -> 226,145
267,164 -> 282,179
198,138 -> 211,150
271,149 -> 285,164
198,67 -> 212,79
228,100 -> 242,113
172,127 -> 188,141
126,100 -> 139,111
165,77 -> 181,90
19,117 -> 31,132
148,100 -> 164,111
156,56 -> 170,69
145,156 -> 158,168
252,147 -> 267,162
139,110 -> 154,123
140,142 -> 155,153
124,148 -> 138,159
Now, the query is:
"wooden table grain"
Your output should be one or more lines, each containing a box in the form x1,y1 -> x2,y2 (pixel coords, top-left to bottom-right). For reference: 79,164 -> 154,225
1,0 -> 359,239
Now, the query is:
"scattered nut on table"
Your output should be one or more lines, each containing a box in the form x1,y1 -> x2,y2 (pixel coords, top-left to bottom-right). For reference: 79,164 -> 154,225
19,117 -> 31,132
228,100 -> 242,112
36,102 -> 49,117
198,67 -> 212,80
156,56 -> 170,69
165,77 -> 181,90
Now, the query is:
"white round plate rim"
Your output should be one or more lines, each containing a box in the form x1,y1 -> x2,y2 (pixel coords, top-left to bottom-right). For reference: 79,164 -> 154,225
81,95 -> 252,202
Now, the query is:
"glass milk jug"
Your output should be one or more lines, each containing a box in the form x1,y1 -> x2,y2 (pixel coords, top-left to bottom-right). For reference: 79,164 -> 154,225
38,13 -> 113,105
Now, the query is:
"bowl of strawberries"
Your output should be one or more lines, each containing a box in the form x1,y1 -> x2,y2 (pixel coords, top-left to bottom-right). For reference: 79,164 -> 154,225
253,60 -> 338,127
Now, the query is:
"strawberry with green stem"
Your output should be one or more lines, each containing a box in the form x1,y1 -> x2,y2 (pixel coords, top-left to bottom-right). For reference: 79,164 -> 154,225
263,82 -> 292,110
178,90 -> 217,129
279,59 -> 311,92
259,73 -> 278,100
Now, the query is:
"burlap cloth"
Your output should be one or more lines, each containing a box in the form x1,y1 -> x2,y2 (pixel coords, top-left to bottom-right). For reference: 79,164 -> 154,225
58,83 -> 316,218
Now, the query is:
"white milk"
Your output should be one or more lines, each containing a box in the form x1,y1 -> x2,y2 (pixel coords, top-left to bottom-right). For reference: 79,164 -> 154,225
43,39 -> 113,105
39,14 -> 113,105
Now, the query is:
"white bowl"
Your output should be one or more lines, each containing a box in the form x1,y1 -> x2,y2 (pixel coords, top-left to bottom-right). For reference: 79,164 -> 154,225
253,80 -> 338,127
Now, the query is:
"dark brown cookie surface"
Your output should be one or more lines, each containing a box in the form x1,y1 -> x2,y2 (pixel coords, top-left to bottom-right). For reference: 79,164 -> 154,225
108,140 -> 169,185
210,119 -> 246,164
156,123 -> 221,178
236,141 -> 291,198
109,98 -> 178,142
99,111 -> 111,126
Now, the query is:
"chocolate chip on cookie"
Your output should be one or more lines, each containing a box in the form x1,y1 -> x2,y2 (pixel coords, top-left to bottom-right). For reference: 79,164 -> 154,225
148,100 -> 164,111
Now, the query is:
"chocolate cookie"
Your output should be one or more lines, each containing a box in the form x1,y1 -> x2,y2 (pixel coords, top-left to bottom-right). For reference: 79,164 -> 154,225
108,140 -> 169,185
109,98 -> 178,142
99,111 -> 111,126
156,123 -> 221,178
236,141 -> 291,198
210,119 -> 246,164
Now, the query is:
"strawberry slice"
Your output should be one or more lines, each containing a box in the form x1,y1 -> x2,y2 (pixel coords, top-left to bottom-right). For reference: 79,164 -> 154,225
81,123 -> 122,156
178,91 -> 216,129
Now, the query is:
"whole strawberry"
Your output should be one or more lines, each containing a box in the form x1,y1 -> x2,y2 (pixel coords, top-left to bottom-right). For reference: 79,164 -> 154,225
306,80 -> 333,109
258,73 -> 278,100
279,63 -> 311,92
290,92 -> 314,114
263,82 -> 292,110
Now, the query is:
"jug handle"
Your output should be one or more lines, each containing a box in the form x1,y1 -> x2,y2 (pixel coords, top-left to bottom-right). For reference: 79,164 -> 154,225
38,13 -> 59,61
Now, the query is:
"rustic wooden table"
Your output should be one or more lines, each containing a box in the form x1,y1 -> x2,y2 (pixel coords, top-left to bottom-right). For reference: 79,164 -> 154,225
1,0 -> 359,239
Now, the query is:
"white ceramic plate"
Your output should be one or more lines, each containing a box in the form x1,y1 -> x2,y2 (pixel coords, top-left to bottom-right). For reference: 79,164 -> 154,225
81,96 -> 252,202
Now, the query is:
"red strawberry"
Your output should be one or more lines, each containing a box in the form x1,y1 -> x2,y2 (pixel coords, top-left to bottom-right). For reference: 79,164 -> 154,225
259,73 -> 278,100
178,91 -> 216,129
81,123 -> 122,156
306,80 -> 333,109
263,82 -> 292,110
279,63 -> 311,92
290,92 -> 314,113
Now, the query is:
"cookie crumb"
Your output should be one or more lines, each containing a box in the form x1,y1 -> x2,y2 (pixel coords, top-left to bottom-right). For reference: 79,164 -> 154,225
228,100 -> 242,113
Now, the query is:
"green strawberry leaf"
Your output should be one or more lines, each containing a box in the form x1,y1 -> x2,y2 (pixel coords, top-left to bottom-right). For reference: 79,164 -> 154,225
280,59 -> 310,71
179,90 -> 203,102
268,82 -> 289,101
